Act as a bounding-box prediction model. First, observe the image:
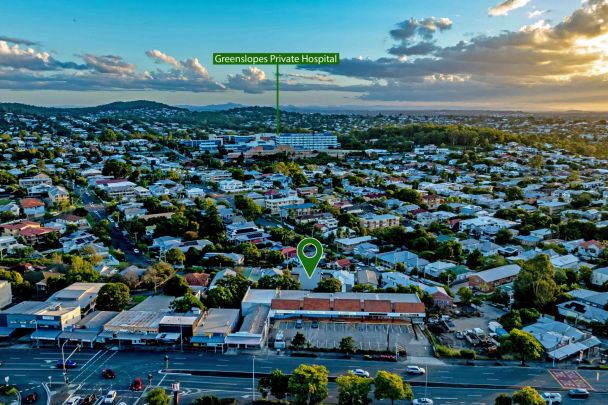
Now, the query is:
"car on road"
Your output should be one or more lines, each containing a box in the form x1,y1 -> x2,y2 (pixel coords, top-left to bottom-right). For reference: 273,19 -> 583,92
568,388 -> 589,399
133,248 -> 140,254
406,365 -> 426,375
102,368 -> 116,379
56,360 -> 77,369
413,399 -> 434,405
541,392 -> 562,403
104,391 -> 116,404
351,369 -> 370,377
23,393 -> 38,403
81,395 -> 96,405
66,396 -> 81,405
130,377 -> 143,391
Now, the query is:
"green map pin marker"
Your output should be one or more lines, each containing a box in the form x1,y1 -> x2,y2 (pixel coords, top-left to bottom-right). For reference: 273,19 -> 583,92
297,237 -> 323,278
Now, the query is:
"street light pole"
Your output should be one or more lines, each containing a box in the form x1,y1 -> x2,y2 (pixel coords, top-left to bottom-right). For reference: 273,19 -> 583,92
252,356 -> 255,401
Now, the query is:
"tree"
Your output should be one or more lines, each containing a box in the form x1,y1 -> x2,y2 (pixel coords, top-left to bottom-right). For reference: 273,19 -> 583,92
505,187 -> 523,201
495,393 -> 513,405
165,248 -> 186,266
146,388 -> 170,405
501,329 -> 543,366
511,386 -> 545,405
513,254 -> 558,310
65,256 -> 99,284
336,372 -> 372,405
142,262 -> 175,292
457,286 -> 474,306
339,336 -> 356,354
314,278 -> 342,293
288,364 -> 329,405
495,228 -> 513,244
102,160 -> 132,178
163,275 -> 192,296
234,195 -> 262,220
96,283 -> 130,311
258,369 -> 289,400
500,310 -> 523,332
291,332 -> 307,349
205,286 -> 235,308
170,292 -> 204,313
373,371 -> 413,405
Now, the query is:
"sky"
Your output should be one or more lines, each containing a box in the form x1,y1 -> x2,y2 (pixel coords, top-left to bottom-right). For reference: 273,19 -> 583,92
1,0 -> 606,110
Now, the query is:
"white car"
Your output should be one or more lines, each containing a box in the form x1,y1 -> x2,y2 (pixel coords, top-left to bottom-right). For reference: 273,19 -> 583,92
104,391 -> 116,404
406,365 -> 426,375
133,248 -> 140,254
413,399 -> 434,405
66,396 -> 81,405
351,369 -> 370,377
541,392 -> 562,404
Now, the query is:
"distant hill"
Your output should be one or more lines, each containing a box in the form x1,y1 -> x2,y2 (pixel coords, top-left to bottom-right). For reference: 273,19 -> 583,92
0,100 -> 185,115
177,103 -> 247,111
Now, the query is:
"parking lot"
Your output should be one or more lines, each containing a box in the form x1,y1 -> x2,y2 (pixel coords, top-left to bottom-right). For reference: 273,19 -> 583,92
270,320 -> 431,356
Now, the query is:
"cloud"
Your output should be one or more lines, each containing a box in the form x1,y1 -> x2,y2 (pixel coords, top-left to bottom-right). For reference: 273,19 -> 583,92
146,49 -> 180,68
82,54 -> 135,75
387,17 -> 452,57
284,73 -> 335,82
0,36 -> 38,46
0,40 -> 85,71
528,9 -> 549,19
489,0 -> 531,17
389,17 -> 453,41
388,41 -> 439,56
297,0 -> 608,107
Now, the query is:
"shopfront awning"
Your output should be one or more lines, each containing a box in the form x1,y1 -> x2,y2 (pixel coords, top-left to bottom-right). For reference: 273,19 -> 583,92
31,329 -> 61,341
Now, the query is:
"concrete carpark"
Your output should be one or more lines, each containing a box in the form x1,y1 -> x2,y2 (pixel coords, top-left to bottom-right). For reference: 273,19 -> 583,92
435,303 -> 507,350
270,320 -> 432,357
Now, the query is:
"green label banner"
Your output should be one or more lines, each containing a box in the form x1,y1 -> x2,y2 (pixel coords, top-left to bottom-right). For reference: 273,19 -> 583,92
213,52 -> 339,65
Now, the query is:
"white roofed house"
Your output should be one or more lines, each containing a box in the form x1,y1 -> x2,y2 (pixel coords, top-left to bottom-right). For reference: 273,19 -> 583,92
458,216 -> 517,238
523,317 -> 600,361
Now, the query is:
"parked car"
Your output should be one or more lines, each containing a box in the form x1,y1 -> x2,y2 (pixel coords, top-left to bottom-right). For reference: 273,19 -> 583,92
66,396 -> 81,405
295,319 -> 303,329
81,395 -> 96,405
133,248 -> 140,254
102,369 -> 116,379
311,320 -> 319,328
56,360 -> 77,369
413,399 -> 434,405
568,388 -> 589,399
351,369 -> 370,378
104,391 -> 116,404
130,377 -> 143,391
541,392 -> 562,403
23,393 -> 38,403
406,366 -> 426,375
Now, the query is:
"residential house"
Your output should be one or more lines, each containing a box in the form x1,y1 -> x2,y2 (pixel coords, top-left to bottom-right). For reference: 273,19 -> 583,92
468,264 -> 522,292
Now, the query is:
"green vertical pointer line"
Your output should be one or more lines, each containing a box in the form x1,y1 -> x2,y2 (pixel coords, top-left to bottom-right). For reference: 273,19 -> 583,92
276,63 -> 280,135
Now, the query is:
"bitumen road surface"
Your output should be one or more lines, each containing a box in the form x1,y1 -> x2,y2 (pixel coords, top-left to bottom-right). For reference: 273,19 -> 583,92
2,347 -> 608,404
77,186 -> 150,267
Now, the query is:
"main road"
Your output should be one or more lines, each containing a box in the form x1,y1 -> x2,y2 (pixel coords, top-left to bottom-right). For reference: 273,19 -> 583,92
2,347 -> 608,404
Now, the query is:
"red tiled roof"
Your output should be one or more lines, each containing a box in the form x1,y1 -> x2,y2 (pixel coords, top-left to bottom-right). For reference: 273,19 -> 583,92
2,221 -> 40,230
393,302 -> 426,314
20,198 -> 45,208
20,227 -> 57,237
302,298 -> 331,311
185,273 -> 210,287
335,258 -> 351,268
363,300 -> 391,313
271,299 -> 301,310
333,299 -> 361,312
